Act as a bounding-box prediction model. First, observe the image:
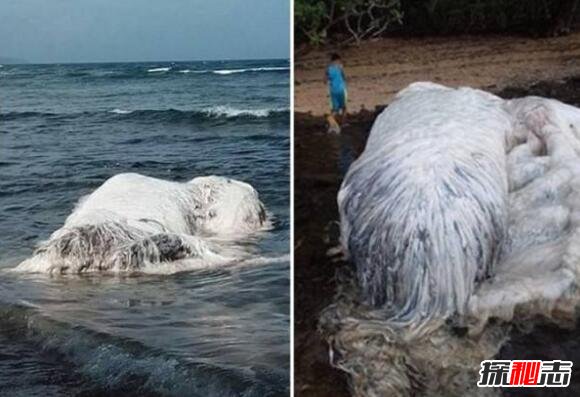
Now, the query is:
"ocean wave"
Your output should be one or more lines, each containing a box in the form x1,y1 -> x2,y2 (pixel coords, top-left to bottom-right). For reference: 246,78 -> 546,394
0,301 -> 287,396
176,69 -> 208,74
202,105 -> 288,118
64,71 -> 93,78
176,66 -> 290,75
173,67 -> 289,75
109,108 -> 133,115
1,107 -> 289,123
212,66 -> 289,75
110,107 -> 289,123
0,65 -> 288,80
0,111 -> 60,121
147,67 -> 171,73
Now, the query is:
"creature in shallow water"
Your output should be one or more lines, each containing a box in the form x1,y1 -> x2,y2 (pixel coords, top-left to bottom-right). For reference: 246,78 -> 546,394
16,173 -> 268,274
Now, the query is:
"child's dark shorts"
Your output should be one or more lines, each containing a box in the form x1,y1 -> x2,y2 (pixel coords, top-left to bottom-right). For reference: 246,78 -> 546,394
330,89 -> 347,112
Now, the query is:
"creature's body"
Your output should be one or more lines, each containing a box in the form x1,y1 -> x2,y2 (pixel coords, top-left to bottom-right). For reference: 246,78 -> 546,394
17,173 -> 267,273
338,82 -> 580,334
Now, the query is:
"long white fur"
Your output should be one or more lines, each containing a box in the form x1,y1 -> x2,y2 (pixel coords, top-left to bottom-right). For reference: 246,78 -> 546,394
469,96 -> 580,327
329,82 -> 580,396
16,173 -> 268,274
338,83 -> 512,332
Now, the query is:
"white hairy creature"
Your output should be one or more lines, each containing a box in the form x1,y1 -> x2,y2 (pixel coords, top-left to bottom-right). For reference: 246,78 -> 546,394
338,83 -> 512,333
16,173 -> 268,274
325,82 -> 580,396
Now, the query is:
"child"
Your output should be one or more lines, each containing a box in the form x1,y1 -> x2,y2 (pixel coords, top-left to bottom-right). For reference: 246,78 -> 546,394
326,53 -> 347,133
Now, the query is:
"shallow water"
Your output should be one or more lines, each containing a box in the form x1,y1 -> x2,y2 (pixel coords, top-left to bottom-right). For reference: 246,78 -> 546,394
0,60 -> 289,395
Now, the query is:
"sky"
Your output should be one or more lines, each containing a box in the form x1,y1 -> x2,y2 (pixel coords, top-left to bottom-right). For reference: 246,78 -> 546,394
0,0 -> 289,63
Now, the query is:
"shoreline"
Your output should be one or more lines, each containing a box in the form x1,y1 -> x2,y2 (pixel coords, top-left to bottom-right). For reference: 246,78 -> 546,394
295,33 -> 580,116
295,74 -> 580,123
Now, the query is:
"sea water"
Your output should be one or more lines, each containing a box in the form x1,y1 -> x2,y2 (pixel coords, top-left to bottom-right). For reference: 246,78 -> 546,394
0,59 -> 289,396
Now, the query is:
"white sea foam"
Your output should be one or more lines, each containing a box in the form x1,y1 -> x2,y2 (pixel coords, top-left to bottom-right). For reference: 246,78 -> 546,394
15,173 -> 269,274
177,69 -> 211,74
147,67 -> 170,73
174,67 -> 288,75
324,82 -> 580,396
203,105 -> 286,118
213,67 -> 289,75
106,106 -> 285,118
109,108 -> 133,115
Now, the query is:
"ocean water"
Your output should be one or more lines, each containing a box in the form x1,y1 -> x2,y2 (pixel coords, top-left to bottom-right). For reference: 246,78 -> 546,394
0,59 -> 289,396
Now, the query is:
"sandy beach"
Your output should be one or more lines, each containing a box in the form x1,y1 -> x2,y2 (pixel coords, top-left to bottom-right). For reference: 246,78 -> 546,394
295,32 -> 580,116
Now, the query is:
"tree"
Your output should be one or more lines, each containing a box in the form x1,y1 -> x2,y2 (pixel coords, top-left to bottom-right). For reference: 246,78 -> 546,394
295,0 -> 403,45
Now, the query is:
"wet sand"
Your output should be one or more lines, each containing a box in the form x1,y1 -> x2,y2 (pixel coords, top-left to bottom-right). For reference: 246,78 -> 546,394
295,33 -> 580,116
295,111 -> 375,397
294,77 -> 580,396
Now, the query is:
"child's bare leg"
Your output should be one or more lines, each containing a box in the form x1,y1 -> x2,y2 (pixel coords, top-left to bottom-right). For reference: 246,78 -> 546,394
333,111 -> 341,124
327,113 -> 341,133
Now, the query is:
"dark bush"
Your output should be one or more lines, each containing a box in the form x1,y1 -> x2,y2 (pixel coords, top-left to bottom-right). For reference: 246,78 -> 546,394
295,0 -> 580,45
295,0 -> 403,45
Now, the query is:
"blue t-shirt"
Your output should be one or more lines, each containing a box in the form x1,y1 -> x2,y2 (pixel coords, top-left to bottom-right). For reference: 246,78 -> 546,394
327,64 -> 346,94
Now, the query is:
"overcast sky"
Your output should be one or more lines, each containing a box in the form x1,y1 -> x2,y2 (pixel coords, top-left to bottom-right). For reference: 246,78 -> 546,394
0,0 -> 289,63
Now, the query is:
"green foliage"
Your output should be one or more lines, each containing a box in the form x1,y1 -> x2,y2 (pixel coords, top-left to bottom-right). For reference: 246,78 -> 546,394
295,0 -> 329,45
295,0 -> 404,45
341,0 -> 403,44
295,0 -> 579,45
402,0 -> 565,34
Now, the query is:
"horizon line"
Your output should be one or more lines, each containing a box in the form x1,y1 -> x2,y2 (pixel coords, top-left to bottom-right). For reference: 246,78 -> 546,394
3,56 -> 290,66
